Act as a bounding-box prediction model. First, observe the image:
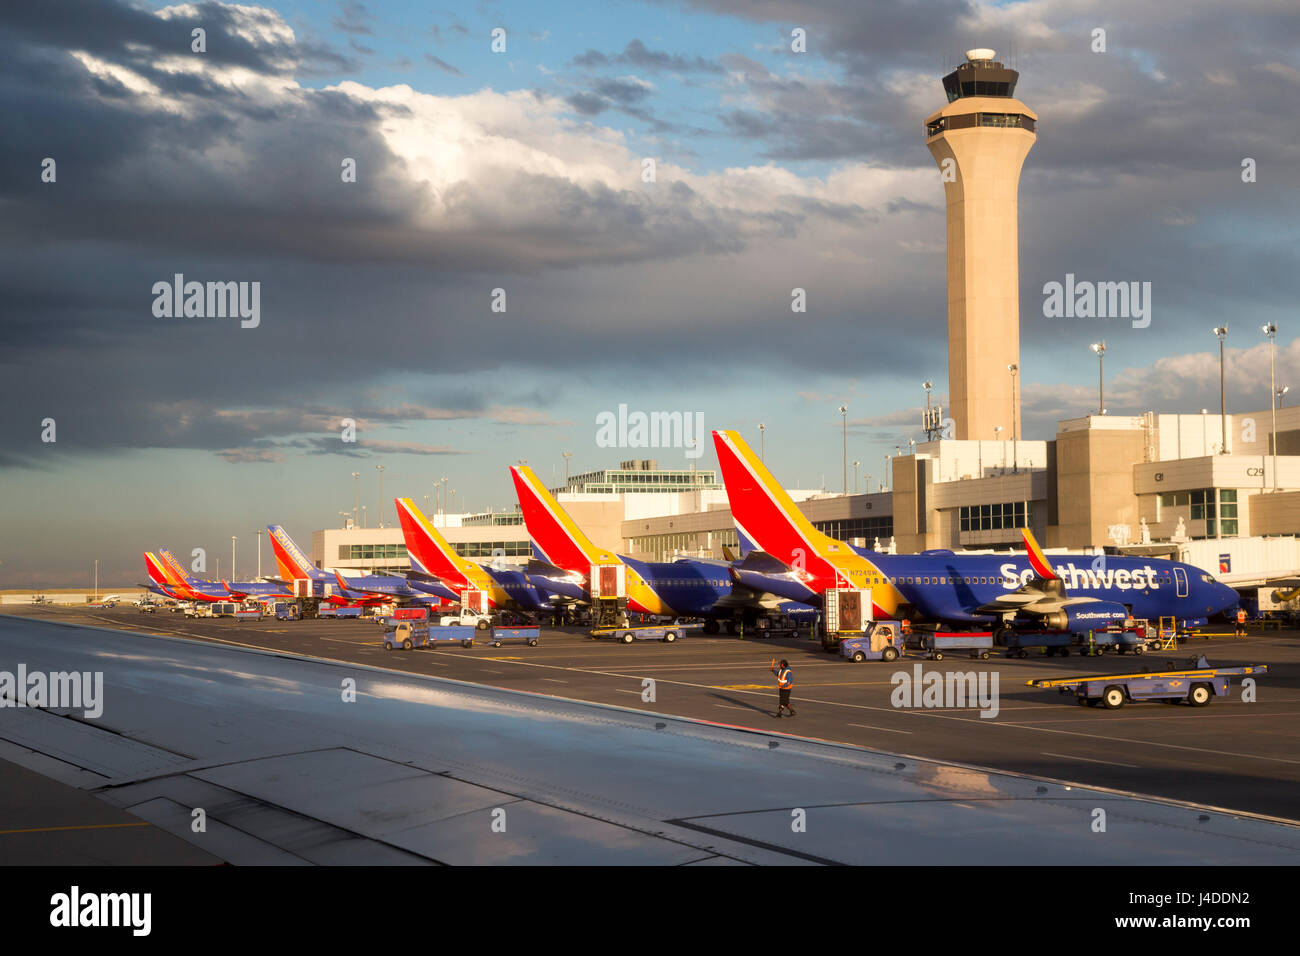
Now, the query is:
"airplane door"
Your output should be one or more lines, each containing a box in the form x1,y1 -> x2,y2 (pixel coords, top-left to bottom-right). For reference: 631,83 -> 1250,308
1174,567 -> 1188,598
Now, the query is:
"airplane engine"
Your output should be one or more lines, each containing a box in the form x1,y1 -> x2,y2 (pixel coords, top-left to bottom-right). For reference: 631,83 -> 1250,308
1040,602 -> 1129,633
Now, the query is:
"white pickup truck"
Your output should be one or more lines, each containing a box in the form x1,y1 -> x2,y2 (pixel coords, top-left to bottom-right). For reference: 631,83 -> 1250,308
438,609 -> 492,630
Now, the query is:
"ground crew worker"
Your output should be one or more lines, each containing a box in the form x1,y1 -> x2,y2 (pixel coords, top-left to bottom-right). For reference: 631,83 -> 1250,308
770,658 -> 795,717
1235,607 -> 1248,639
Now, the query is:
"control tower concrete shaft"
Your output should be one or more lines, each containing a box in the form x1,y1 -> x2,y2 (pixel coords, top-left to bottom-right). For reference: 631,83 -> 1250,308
925,49 -> 1036,442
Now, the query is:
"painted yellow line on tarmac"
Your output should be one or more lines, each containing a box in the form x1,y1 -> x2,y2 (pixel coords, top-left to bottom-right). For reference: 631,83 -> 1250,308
0,822 -> 152,836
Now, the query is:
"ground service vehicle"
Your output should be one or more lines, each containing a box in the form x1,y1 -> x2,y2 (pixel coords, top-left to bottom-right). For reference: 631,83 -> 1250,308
439,608 -> 492,630
921,630 -> 993,661
590,625 -> 683,643
840,622 -> 904,662
820,587 -> 871,651
489,625 -> 542,648
384,622 -> 431,651
1027,657 -> 1267,709
428,624 -> 478,648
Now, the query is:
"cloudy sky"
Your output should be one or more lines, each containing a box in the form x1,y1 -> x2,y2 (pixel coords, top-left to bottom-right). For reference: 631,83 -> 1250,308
2,0 -> 1297,585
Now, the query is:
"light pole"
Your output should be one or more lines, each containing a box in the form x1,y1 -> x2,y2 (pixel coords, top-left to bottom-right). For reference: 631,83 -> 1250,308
231,536 -> 236,581
1090,342 -> 1105,416
438,475 -> 449,518
375,464 -> 386,527
1008,363 -> 1019,472
758,423 -> 766,462
853,460 -> 861,493
994,425 -> 1004,470
1264,324 -> 1278,491
866,474 -> 873,496
884,454 -> 890,492
561,451 -> 573,487
94,559 -> 98,600
362,504 -> 367,529
255,529 -> 262,579
1213,326 -> 1228,454
839,405 -> 847,495
338,511 -> 349,529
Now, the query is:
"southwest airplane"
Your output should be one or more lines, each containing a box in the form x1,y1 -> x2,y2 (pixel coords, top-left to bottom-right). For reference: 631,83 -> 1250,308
711,429 -> 1239,638
155,548 -> 292,603
509,464 -> 813,632
143,550 -> 235,603
393,497 -> 585,614
140,551 -> 187,600
266,525 -> 453,606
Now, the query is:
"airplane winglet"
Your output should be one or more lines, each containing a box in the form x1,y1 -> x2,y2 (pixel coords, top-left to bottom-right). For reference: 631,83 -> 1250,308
1021,528 -> 1058,581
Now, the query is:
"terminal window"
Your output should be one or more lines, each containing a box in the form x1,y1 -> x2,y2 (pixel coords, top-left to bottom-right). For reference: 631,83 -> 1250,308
959,501 -> 1029,532
454,541 -> 532,558
812,517 -> 893,543
341,544 -> 408,560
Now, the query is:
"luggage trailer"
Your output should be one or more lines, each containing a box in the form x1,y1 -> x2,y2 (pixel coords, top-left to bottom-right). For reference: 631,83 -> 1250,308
1026,658 -> 1267,710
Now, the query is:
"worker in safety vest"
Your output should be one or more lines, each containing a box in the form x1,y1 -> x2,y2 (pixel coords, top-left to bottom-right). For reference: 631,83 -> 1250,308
1234,607 -> 1248,639
770,659 -> 796,717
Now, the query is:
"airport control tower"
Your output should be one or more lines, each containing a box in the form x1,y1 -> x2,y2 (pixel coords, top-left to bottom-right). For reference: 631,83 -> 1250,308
926,49 -> 1036,442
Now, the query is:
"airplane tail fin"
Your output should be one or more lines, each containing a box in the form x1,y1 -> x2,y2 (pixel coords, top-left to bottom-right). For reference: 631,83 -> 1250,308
1021,528 -> 1058,581
711,430 -> 844,567
394,497 -> 475,585
509,465 -> 619,573
157,549 -> 194,586
143,552 -> 172,586
266,526 -> 321,581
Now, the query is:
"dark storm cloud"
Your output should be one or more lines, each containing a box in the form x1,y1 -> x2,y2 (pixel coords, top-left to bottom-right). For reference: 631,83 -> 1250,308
2,0 -> 1296,475
6,0 -> 302,74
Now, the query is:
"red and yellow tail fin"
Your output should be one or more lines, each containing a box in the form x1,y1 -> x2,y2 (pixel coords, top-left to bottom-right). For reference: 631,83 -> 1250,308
157,549 -> 192,586
267,525 -> 315,581
509,466 -> 619,574
1021,528 -> 1058,581
712,429 -> 904,617
711,429 -> 843,566
394,497 -> 494,593
143,552 -> 172,586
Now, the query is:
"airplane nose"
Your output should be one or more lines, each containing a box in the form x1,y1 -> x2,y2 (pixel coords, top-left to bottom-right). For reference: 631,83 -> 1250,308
1217,583 -> 1239,613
